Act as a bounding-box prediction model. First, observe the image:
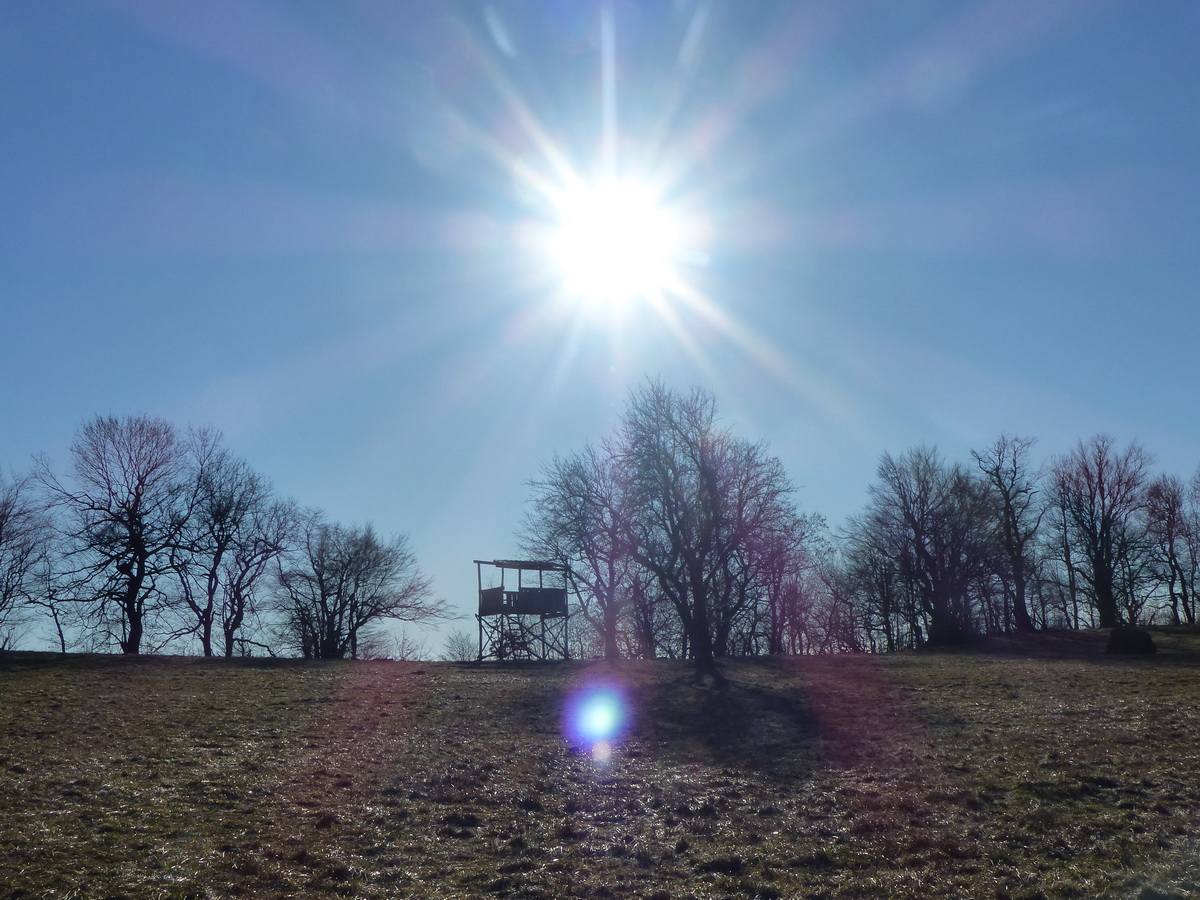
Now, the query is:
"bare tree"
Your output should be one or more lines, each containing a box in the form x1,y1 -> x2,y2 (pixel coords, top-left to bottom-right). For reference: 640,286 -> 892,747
174,430 -> 292,656
618,380 -> 805,665
842,507 -> 917,651
440,628 -> 478,661
360,628 -> 428,660
26,553 -> 73,654
1042,496 -> 1087,628
37,415 -> 195,654
1050,435 -> 1152,628
751,526 -> 853,655
617,382 -> 720,664
1144,472 -> 1200,625
972,435 -> 1044,633
857,446 -> 999,645
810,555 -> 867,653
707,441 -> 815,657
0,472 -> 52,648
217,496 -> 296,657
522,442 -> 639,660
520,380 -> 811,664
276,516 -> 445,659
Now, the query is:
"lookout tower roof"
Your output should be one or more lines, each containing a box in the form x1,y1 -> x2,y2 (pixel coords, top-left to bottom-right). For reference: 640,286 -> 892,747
473,559 -> 568,573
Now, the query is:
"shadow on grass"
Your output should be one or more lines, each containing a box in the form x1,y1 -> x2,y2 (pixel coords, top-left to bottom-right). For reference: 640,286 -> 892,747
0,650 -> 326,673
633,658 -> 820,773
933,627 -> 1200,669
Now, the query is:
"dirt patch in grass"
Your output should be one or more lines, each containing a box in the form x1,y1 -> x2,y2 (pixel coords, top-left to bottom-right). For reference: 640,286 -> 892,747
3,630 -> 1200,898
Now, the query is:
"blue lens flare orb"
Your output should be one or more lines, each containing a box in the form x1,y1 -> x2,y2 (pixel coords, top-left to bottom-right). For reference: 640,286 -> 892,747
563,684 -> 629,762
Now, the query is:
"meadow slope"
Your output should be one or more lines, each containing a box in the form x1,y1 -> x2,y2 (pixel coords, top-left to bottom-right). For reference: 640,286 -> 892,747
2,630 -> 1200,899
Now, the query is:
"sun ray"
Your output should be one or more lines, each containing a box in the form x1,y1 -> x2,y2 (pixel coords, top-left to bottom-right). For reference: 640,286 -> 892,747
404,3 -> 837,414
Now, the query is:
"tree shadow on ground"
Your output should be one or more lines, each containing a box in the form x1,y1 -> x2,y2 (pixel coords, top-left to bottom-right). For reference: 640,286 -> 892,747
631,659 -> 821,774
943,627 -> 1200,669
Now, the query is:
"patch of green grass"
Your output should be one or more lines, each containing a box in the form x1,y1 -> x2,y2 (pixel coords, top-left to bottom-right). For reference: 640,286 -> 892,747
3,631 -> 1200,898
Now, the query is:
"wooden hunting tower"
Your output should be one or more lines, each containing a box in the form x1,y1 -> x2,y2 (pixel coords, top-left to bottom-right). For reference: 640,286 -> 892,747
474,559 -> 570,661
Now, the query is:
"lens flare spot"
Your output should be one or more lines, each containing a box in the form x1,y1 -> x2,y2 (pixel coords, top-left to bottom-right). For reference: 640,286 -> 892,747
564,684 -> 629,757
581,695 -> 619,740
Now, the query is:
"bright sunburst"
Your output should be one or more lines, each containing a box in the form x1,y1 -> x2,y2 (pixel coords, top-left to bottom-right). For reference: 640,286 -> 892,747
546,178 -> 683,307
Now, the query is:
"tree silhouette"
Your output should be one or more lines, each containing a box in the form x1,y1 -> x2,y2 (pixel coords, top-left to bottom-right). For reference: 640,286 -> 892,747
276,515 -> 445,659
0,472 -> 51,647
173,429 -> 293,656
973,435 -> 1043,633
38,415 -> 194,654
856,446 -> 998,645
523,442 -> 639,660
1051,436 -> 1152,628
1143,471 -> 1200,626
525,380 -> 810,664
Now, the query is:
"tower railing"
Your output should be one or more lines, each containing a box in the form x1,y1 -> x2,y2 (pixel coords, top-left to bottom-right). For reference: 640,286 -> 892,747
474,559 -> 571,661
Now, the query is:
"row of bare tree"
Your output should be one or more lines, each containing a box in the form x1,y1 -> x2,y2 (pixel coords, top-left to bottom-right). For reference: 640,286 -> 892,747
840,434 -> 1199,651
522,384 -> 1200,659
0,415 -> 445,656
5,397 -> 1197,660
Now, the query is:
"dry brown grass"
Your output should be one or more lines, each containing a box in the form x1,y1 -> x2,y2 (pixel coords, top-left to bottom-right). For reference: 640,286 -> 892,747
3,630 -> 1200,898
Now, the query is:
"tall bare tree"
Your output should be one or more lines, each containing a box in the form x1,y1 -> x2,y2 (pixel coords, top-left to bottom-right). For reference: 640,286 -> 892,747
38,415 -> 195,654
1144,471 -> 1200,625
522,441 -> 637,660
1050,435 -> 1152,628
858,446 -> 998,645
521,381 -> 810,664
216,496 -> 296,657
758,535 -> 819,655
276,516 -> 445,659
0,472 -> 51,647
972,435 -> 1043,632
174,430 -> 293,656
708,440 -> 815,657
618,381 -> 804,665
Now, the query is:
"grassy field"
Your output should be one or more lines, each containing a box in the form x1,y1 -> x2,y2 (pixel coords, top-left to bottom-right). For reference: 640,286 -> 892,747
2,630 -> 1200,899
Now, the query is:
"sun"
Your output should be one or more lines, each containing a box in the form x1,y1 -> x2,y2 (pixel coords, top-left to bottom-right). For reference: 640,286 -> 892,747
545,178 -> 683,307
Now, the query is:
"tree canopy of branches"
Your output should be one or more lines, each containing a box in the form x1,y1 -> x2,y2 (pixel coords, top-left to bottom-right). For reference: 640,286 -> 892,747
523,380 -> 816,664
174,430 -> 295,656
276,516 -> 445,659
11,405 -> 1200,658
38,415 -> 196,654
0,472 -> 51,647
9,413 -> 444,657
973,435 -> 1043,633
524,442 -> 646,660
1051,436 -> 1153,628
848,446 -> 999,646
1144,471 -> 1200,626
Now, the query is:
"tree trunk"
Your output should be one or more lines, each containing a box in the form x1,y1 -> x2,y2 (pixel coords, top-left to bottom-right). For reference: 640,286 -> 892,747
603,600 -> 619,660
1011,578 -> 1036,632
120,568 -> 146,654
123,608 -> 143,654
690,591 -> 715,666
1094,568 -> 1121,628
199,615 -> 214,657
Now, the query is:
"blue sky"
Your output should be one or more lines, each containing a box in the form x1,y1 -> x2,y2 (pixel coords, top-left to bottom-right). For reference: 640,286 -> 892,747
3,1 -> 1199,647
